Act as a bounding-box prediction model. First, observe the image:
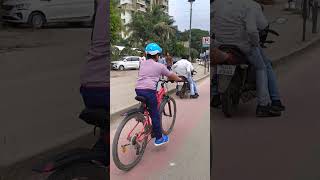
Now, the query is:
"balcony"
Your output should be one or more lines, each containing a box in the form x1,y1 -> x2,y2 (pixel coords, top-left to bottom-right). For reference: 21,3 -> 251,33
137,7 -> 147,12
120,3 -> 135,11
137,0 -> 146,6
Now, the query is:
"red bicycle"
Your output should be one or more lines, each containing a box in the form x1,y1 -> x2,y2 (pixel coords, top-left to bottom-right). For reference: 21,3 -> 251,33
112,79 -> 177,171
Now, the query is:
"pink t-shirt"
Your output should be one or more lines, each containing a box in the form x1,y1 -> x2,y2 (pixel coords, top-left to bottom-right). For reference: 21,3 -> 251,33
136,59 -> 172,90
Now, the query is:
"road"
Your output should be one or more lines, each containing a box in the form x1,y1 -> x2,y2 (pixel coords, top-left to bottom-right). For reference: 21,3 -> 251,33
212,42 -> 320,180
110,78 -> 210,180
0,27 -> 93,167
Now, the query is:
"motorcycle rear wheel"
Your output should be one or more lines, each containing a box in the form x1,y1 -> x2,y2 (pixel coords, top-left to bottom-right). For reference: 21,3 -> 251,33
221,84 -> 238,118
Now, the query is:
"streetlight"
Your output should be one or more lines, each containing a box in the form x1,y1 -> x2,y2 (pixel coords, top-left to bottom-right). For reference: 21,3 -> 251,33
188,0 -> 195,62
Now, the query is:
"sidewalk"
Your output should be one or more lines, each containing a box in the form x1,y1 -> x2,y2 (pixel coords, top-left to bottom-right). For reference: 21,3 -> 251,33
110,64 -> 210,119
262,0 -> 320,63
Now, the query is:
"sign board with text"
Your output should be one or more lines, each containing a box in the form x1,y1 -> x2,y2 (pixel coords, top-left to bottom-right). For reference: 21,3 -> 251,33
202,36 -> 210,48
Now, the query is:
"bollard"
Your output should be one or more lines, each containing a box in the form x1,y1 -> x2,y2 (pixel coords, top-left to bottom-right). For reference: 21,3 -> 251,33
312,1 -> 318,33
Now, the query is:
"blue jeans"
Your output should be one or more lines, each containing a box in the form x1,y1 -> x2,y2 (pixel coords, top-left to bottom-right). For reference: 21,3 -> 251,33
246,47 -> 281,105
135,89 -> 162,140
187,75 -> 198,95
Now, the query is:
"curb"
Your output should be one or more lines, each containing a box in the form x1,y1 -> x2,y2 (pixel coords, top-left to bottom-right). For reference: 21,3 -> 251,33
272,37 -> 320,67
110,73 -> 210,123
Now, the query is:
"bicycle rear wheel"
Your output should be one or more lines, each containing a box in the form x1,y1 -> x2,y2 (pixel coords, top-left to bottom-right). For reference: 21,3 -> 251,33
159,96 -> 177,135
112,113 -> 148,171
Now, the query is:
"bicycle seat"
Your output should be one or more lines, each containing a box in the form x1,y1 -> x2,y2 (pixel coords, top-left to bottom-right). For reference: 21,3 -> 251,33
135,96 -> 146,103
79,108 -> 106,128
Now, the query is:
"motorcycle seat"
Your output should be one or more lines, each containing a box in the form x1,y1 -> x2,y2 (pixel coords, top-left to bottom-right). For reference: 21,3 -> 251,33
218,45 -> 248,64
178,76 -> 188,82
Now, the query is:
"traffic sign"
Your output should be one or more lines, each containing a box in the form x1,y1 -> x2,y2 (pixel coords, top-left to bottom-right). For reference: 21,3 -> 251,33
202,36 -> 210,47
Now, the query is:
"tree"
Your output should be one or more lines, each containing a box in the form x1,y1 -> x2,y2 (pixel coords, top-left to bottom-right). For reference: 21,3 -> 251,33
120,47 -> 140,57
111,46 -> 121,61
110,0 -> 122,44
179,29 -> 209,54
128,5 -> 176,53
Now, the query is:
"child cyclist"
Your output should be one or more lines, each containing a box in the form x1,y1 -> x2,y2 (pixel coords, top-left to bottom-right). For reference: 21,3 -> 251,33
135,43 -> 182,146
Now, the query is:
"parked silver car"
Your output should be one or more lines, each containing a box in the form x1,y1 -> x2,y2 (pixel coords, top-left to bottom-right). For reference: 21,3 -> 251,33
111,56 -> 140,70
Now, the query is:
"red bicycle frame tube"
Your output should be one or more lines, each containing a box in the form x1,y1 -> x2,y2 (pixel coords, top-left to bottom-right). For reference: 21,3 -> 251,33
126,80 -> 167,142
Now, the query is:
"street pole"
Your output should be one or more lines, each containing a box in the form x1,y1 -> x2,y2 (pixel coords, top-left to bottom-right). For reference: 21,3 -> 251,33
302,0 -> 307,41
188,0 -> 195,62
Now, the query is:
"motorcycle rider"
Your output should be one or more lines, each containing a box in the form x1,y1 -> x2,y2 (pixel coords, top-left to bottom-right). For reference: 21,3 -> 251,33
212,0 -> 285,117
172,55 -> 199,98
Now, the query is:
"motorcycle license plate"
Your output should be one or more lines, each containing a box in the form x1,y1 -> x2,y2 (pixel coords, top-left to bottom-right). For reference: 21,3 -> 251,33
217,65 -> 236,75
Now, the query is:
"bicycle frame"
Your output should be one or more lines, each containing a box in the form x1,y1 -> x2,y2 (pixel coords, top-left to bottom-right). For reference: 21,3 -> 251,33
126,80 -> 169,143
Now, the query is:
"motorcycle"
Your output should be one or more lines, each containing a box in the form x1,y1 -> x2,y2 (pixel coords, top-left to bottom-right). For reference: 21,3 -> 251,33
176,70 -> 197,99
212,17 -> 287,117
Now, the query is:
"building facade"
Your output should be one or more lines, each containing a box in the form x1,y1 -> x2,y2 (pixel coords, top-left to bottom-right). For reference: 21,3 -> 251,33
119,0 -> 169,38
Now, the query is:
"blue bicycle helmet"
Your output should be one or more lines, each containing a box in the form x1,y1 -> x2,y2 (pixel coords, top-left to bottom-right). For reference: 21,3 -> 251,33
145,43 -> 162,55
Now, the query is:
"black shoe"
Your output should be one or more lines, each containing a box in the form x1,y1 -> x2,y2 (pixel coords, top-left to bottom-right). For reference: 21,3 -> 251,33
211,95 -> 221,108
195,93 -> 199,97
272,100 -> 285,111
256,105 -> 281,117
190,95 -> 198,99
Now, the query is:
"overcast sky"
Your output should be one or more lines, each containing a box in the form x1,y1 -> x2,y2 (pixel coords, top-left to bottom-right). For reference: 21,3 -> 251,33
169,0 -> 210,32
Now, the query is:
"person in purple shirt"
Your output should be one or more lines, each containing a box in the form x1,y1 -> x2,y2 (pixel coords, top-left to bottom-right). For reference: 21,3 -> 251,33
136,43 -> 182,146
80,0 -> 108,164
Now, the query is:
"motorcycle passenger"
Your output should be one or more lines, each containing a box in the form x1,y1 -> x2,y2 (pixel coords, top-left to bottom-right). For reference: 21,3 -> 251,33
212,0 -> 285,117
252,0 -> 285,112
172,55 -> 199,99
135,43 -> 182,146
80,0 -> 108,163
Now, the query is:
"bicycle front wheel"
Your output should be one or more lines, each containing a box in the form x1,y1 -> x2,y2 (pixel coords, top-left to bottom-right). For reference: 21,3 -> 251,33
112,113 -> 148,171
159,96 -> 177,135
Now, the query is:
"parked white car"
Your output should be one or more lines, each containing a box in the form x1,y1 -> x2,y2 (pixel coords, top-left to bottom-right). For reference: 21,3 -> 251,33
1,0 -> 94,28
111,56 -> 140,71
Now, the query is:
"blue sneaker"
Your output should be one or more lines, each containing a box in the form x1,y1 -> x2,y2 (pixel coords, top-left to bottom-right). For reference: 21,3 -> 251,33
154,135 -> 169,146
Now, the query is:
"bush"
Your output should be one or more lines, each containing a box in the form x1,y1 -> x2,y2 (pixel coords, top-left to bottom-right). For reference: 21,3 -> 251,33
120,47 -> 140,57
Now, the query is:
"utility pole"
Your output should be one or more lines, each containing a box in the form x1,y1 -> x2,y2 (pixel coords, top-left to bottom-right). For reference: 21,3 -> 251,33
188,0 -> 195,62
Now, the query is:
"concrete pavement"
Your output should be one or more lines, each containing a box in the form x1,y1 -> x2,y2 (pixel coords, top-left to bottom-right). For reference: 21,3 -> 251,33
110,78 -> 210,180
262,0 -> 320,62
212,34 -> 320,180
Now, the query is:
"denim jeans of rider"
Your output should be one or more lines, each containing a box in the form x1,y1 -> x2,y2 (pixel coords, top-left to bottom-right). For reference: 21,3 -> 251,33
246,47 -> 281,106
258,47 -> 281,101
135,89 -> 162,140
212,66 -> 219,96
187,75 -> 198,95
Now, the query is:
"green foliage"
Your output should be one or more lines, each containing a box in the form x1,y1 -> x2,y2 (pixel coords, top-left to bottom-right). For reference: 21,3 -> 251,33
128,5 -> 176,53
110,0 -> 122,44
120,47 -> 140,57
111,46 -> 121,61
178,29 -> 209,53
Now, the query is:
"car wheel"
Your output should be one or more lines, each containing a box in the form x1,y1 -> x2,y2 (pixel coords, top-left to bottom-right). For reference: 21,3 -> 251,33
119,65 -> 125,71
28,12 -> 46,29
